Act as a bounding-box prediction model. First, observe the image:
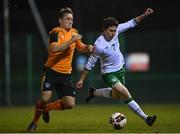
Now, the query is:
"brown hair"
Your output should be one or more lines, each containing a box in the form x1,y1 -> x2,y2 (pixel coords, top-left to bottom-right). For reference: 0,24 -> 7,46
103,17 -> 118,30
58,7 -> 73,19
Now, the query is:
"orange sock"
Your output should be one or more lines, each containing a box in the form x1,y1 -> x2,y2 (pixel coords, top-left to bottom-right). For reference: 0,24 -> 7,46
32,108 -> 42,124
32,100 -> 46,124
44,99 -> 63,112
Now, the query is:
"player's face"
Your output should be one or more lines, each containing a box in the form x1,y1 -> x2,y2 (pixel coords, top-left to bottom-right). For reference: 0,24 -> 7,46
103,26 -> 117,41
59,13 -> 74,31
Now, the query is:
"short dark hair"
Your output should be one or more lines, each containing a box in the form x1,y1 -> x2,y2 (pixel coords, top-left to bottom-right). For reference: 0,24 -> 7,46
58,7 -> 73,19
103,17 -> 118,30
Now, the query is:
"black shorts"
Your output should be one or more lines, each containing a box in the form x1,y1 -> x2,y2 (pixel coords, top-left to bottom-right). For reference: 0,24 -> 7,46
42,68 -> 75,98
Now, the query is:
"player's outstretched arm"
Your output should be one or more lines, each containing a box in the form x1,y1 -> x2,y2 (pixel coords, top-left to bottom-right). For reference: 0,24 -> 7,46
51,34 -> 82,53
134,8 -> 154,24
76,69 -> 89,89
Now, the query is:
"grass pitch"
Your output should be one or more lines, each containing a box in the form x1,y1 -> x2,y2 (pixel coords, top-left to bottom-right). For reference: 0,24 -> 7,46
0,104 -> 180,133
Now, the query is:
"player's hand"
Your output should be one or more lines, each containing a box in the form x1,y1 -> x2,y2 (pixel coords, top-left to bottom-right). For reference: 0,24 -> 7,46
144,8 -> 154,16
87,45 -> 94,53
71,34 -> 83,43
76,80 -> 83,89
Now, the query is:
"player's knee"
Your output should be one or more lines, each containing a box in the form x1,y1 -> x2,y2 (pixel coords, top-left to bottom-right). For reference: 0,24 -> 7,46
41,91 -> 52,102
40,97 -> 48,104
36,100 -> 47,111
63,102 -> 75,109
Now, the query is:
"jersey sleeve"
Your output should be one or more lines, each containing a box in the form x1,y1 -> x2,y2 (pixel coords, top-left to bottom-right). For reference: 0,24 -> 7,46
117,19 -> 137,34
93,38 -> 104,56
75,40 -> 87,51
85,53 -> 99,71
49,31 -> 59,44
72,28 -> 88,51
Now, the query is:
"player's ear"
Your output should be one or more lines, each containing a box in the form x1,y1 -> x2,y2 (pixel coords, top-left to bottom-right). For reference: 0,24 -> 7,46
59,19 -> 62,24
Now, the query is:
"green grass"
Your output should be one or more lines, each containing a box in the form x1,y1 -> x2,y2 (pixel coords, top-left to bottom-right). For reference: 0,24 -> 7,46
0,104 -> 180,133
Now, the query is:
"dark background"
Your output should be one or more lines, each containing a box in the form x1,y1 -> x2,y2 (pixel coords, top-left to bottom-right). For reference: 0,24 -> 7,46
0,0 -> 179,33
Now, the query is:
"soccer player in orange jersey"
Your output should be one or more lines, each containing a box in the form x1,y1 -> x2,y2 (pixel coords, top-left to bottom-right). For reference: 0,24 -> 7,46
27,7 -> 93,132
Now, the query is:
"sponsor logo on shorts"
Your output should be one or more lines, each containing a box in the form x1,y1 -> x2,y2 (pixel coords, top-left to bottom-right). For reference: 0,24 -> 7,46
112,78 -> 117,82
45,82 -> 50,88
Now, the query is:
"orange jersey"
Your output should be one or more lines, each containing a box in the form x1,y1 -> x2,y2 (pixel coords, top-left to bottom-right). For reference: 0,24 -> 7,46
45,27 -> 87,74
